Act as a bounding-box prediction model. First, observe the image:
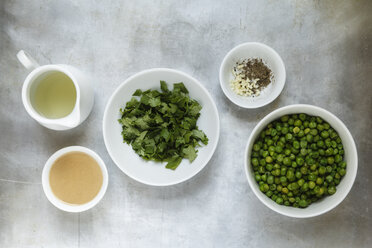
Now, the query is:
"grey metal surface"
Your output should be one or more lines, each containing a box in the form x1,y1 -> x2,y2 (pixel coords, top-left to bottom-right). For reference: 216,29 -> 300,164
1,0 -> 371,247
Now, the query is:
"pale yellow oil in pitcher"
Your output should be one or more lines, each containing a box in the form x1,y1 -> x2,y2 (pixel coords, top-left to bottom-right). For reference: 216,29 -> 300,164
31,71 -> 77,119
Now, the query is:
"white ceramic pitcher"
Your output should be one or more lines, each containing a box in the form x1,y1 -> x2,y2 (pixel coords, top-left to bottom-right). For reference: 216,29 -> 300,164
17,50 -> 94,130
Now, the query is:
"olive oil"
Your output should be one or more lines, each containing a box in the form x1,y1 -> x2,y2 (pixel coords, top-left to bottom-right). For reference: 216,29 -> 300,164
31,71 -> 76,119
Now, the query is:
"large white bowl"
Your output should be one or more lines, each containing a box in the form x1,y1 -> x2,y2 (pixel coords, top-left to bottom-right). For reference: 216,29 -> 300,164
103,68 -> 220,186
220,42 -> 286,108
244,104 -> 358,218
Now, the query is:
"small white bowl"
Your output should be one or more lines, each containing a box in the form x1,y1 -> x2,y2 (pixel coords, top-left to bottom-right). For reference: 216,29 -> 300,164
244,104 -> 358,218
103,68 -> 220,186
219,42 -> 286,108
42,146 -> 108,212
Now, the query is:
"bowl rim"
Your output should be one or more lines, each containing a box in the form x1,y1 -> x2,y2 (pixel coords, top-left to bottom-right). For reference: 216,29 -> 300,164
42,146 -> 109,212
103,68 -> 220,186
244,104 -> 358,218
219,42 -> 286,109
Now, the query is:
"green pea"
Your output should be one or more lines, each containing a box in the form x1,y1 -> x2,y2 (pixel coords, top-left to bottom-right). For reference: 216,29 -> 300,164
309,122 -> 317,129
300,166 -> 308,175
302,182 -> 309,191
306,134 -> 313,142
266,156 -> 273,163
286,170 -> 295,180
318,166 -> 326,175
253,144 -> 260,151
295,171 -> 302,179
300,140 -> 307,148
277,185 -> 283,191
310,129 -> 318,136
282,127 -> 289,134
276,197 -> 284,205
285,149 -> 291,156
283,157 -> 291,166
319,149 -> 325,156
310,163 -> 317,171
294,119 -> 302,127
317,124 -> 324,131
316,177 -> 323,185
281,115 -> 289,122
328,186 -> 336,195
299,114 -> 306,121
270,184 -> 276,191
271,129 -> 277,136
299,199 -> 308,208
300,148 -> 307,156
339,161 -> 346,169
282,187 -> 289,194
291,182 -> 299,190
265,163 -> 273,171
295,157 -> 304,166
293,141 -> 300,149
293,127 -> 300,134
256,174 -> 262,181
309,181 -> 316,189
327,157 -> 335,165
252,158 -> 259,167
298,130 -> 305,137
259,159 -> 266,166
317,140 -> 324,148
261,174 -> 268,181
280,176 -> 287,183
267,176 -> 274,184
308,173 -> 316,181
275,146 -> 283,153
321,131 -> 329,138
297,178 -> 305,186
339,168 -> 346,176
277,154 -> 284,162
285,133 -> 293,141
326,175 -> 333,183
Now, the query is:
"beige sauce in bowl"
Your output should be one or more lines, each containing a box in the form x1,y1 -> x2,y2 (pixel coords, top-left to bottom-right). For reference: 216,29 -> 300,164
49,152 -> 103,205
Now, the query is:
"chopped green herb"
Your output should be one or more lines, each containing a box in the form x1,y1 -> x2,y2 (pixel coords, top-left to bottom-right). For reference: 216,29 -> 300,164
119,81 -> 208,170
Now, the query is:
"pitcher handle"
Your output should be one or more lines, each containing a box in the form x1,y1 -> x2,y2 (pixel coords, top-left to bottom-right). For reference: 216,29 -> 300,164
17,50 -> 40,70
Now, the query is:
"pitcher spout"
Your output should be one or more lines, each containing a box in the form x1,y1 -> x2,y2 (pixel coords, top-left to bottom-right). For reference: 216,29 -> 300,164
60,108 -> 81,128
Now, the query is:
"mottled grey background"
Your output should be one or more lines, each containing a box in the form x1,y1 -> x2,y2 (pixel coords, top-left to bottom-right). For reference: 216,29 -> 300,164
0,0 -> 371,247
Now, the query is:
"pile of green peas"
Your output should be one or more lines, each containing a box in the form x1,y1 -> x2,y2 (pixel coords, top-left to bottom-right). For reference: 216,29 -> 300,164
251,113 -> 347,208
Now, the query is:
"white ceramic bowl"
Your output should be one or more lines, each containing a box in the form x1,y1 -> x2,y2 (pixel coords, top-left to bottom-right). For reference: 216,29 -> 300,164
219,42 -> 286,108
42,146 -> 108,212
244,104 -> 358,218
103,68 -> 220,186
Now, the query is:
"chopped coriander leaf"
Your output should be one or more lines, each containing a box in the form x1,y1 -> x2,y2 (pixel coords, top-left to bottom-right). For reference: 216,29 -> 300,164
119,81 -> 208,170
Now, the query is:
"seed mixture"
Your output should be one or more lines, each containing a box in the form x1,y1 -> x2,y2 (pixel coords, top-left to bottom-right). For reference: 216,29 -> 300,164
230,58 -> 273,97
